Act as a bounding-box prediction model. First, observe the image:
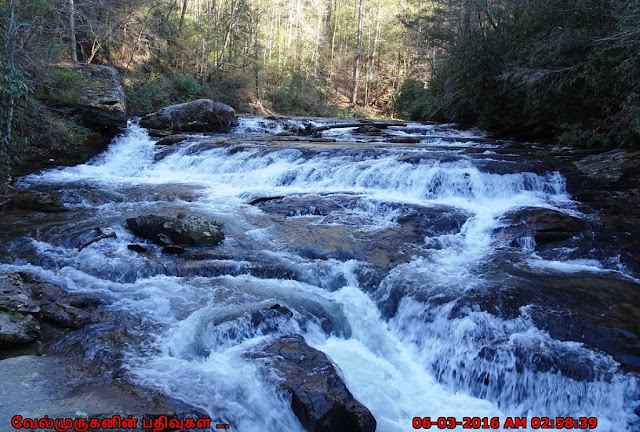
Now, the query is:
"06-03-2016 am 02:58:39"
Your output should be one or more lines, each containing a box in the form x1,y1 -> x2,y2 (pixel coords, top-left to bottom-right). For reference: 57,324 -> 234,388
412,416 -> 599,429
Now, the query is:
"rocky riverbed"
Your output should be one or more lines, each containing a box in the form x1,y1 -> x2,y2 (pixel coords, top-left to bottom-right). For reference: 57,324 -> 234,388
1,115 -> 639,431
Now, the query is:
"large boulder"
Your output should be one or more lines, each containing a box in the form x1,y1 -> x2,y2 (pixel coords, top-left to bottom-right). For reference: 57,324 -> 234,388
246,334 -> 376,432
126,213 -> 224,247
64,63 -> 127,129
39,63 -> 126,131
140,99 -> 237,132
12,63 -> 127,175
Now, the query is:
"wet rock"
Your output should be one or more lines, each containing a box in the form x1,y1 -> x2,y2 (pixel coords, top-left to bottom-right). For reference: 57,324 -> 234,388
147,129 -> 174,138
388,136 -> 421,144
246,334 -> 376,432
155,134 -> 187,146
128,244 -> 148,253
56,316 -> 140,374
0,312 -> 40,344
566,149 -> 640,276
0,355 -> 207,429
249,304 -> 293,327
30,283 -> 101,329
0,274 -> 40,344
38,303 -> 91,329
499,207 -> 588,246
256,195 -> 468,272
0,273 -> 39,313
354,124 -> 383,135
140,99 -> 237,132
126,213 -> 224,247
166,304 -> 295,360
0,273 -> 101,345
9,192 -> 67,213
448,264 -> 640,373
573,149 -> 638,183
162,245 -> 185,254
210,304 -> 294,352
396,205 -> 469,237
248,195 -> 285,206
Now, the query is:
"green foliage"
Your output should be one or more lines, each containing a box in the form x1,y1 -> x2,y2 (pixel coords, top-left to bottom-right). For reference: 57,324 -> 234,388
397,0 -> 640,147
0,61 -> 31,180
392,78 -> 430,120
207,74 -> 253,113
125,72 -> 252,116
125,72 -> 210,116
263,72 -> 332,116
39,66 -> 85,104
125,75 -> 169,116
335,105 -> 375,119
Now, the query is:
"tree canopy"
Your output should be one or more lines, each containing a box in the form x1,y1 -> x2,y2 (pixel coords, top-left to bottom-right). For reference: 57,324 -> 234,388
394,0 -> 640,147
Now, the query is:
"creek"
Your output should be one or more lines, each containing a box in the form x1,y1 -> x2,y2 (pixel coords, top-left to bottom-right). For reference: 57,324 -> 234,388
1,117 -> 638,431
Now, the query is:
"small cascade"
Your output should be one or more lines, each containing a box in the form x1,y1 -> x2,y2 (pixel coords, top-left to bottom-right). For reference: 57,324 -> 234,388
3,118 -> 638,431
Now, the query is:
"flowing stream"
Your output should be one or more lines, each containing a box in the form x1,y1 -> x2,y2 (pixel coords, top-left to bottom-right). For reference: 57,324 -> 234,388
1,117 -> 638,431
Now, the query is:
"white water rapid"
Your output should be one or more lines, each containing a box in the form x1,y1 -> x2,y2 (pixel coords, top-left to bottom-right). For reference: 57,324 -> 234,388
3,118 -> 638,431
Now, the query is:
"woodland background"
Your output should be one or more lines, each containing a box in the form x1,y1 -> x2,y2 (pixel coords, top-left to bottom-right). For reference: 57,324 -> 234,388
1,0 -> 639,179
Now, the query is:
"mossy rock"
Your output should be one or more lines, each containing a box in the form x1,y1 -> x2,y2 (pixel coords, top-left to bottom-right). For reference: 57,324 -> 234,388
126,213 -> 224,247
9,192 -> 66,213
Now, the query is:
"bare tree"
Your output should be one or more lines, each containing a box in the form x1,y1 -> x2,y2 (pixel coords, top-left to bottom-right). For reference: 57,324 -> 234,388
69,0 -> 78,61
351,0 -> 364,105
3,0 -> 17,142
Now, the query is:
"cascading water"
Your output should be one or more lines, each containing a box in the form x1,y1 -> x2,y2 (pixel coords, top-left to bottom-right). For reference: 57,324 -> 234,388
2,119 -> 638,431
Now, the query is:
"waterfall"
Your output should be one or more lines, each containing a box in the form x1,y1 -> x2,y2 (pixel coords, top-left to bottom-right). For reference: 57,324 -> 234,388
4,119 -> 638,431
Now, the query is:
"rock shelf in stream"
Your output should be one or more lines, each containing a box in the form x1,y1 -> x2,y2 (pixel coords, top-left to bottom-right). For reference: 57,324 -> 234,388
496,207 -> 589,248
126,212 -> 224,248
8,191 -> 67,213
246,334 -> 377,432
0,273 -> 102,347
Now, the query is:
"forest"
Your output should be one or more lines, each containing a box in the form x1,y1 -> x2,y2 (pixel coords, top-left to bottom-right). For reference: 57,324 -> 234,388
1,0 -> 639,179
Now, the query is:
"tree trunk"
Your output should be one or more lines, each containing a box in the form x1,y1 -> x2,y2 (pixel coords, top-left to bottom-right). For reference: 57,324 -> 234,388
365,2 -> 381,107
214,0 -> 243,70
351,0 -> 365,105
330,0 -> 338,77
179,0 -> 189,33
461,0 -> 472,37
69,0 -> 78,62
4,0 -> 17,143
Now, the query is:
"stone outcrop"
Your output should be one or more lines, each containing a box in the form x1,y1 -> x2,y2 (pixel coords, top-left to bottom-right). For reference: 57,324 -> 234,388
140,99 -> 237,132
0,273 -> 102,345
0,274 -> 41,344
498,206 -> 588,247
246,334 -> 376,432
11,63 -> 127,176
62,63 -> 127,129
8,192 -> 67,213
567,149 -> 640,276
126,213 -> 224,247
